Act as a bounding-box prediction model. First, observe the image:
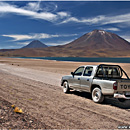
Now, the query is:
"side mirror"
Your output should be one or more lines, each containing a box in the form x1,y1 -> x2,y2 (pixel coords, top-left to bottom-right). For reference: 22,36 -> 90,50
71,72 -> 74,76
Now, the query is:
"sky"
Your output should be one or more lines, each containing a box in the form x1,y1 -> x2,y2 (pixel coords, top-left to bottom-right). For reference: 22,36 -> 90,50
0,1 -> 130,49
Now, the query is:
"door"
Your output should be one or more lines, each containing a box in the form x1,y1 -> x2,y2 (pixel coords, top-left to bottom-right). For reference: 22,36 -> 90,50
70,66 -> 84,90
80,66 -> 93,92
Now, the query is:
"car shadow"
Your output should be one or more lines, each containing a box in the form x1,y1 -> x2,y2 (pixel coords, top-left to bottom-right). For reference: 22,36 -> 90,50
68,90 -> 130,109
103,97 -> 130,109
69,90 -> 92,99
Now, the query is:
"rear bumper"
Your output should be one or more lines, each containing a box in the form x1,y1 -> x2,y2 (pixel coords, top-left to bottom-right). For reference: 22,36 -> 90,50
114,93 -> 130,99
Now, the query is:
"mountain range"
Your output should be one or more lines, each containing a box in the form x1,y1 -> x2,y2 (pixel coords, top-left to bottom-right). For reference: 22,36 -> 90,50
0,30 -> 130,57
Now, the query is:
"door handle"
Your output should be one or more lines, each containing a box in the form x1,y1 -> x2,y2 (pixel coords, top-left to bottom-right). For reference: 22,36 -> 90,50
87,79 -> 89,81
78,78 -> 80,80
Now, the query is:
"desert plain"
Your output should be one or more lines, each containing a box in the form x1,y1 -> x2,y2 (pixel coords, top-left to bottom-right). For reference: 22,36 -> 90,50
0,57 -> 130,129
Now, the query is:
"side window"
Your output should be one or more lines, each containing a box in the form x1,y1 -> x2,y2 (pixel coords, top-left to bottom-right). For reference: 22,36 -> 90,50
74,67 -> 84,76
83,67 -> 93,76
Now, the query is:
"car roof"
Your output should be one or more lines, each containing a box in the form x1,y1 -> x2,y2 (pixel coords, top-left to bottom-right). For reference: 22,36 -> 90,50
79,65 -> 98,68
79,64 -> 120,68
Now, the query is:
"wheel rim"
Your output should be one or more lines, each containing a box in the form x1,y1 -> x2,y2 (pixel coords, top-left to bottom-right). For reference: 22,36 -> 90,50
63,82 -> 67,92
93,89 -> 101,102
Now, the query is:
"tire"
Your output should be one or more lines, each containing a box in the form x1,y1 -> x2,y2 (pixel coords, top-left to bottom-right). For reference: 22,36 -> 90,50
92,88 -> 104,103
63,81 -> 70,93
118,98 -> 126,102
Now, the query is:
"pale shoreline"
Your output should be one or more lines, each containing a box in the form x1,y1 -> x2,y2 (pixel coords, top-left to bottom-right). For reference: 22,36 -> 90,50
0,57 -> 130,76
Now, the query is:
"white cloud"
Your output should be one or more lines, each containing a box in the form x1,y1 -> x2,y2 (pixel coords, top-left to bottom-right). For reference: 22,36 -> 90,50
42,2 -> 58,12
23,2 -> 42,12
46,39 -> 75,46
0,2 -> 69,22
0,1 -> 130,28
2,33 -> 58,41
101,13 -> 130,25
120,35 -> 130,42
2,33 -> 78,41
0,2 -> 57,21
2,34 -> 33,41
60,15 -> 105,24
100,27 -> 120,32
23,1 -> 42,11
16,41 -> 31,45
57,12 -> 70,18
60,13 -> 130,27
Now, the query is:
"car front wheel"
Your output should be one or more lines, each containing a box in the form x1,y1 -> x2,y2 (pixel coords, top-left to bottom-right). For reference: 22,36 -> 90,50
63,81 -> 70,93
92,87 -> 104,103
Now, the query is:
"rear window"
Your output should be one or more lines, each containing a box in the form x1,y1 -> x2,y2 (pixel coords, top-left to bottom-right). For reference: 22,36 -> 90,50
96,66 -> 122,78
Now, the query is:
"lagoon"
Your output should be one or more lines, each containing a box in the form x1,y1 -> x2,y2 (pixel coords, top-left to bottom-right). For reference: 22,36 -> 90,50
13,57 -> 130,63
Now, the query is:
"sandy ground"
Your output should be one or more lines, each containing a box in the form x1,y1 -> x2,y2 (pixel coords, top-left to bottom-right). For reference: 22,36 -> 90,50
0,57 -> 130,129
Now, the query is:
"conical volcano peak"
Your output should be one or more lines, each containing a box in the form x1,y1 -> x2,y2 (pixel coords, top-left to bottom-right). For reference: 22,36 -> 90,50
87,29 -> 107,36
92,29 -> 106,34
22,40 -> 48,49
92,29 -> 100,32
64,29 -> 130,51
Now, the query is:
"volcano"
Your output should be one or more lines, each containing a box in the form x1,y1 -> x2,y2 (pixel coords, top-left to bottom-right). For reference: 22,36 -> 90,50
63,29 -> 130,51
22,40 -> 48,49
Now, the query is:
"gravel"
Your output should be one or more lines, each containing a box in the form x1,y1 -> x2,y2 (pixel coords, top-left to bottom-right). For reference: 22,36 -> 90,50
0,97 -> 50,129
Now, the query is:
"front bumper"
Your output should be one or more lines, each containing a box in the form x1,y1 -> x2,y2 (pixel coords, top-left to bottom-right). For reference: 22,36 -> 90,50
114,93 -> 130,99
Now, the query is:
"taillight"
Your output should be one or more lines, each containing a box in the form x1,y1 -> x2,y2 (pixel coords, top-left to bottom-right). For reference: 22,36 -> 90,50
113,82 -> 117,90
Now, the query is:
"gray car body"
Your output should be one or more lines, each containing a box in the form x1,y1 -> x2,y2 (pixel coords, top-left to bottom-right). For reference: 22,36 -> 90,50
61,65 -> 130,99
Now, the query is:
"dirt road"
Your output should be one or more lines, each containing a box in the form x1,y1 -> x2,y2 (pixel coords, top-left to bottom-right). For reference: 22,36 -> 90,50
0,59 -> 130,129
0,63 -> 62,86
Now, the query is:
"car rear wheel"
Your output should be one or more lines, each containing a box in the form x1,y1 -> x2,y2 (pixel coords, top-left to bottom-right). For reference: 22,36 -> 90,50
92,88 -> 104,103
63,81 -> 70,93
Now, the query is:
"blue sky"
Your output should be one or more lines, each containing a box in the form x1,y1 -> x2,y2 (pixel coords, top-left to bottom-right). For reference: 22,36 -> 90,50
0,1 -> 130,49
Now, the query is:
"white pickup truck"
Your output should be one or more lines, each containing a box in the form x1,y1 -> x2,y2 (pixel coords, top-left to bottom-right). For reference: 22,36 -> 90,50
61,64 -> 130,103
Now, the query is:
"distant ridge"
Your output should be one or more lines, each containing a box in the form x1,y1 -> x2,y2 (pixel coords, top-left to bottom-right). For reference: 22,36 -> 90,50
22,40 -> 48,49
0,30 -> 130,57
